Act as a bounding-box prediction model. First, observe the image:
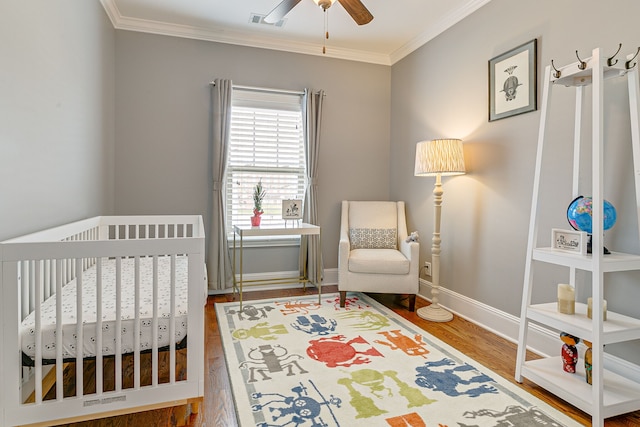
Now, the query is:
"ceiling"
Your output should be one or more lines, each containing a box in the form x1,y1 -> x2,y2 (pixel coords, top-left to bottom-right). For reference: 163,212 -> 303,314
101,0 -> 491,65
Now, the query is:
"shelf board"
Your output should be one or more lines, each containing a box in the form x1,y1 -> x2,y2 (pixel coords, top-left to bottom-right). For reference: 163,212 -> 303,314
522,357 -> 640,418
527,303 -> 640,344
532,248 -> 640,272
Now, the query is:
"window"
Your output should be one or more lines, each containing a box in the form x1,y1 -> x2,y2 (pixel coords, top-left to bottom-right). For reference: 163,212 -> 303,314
225,88 -> 306,235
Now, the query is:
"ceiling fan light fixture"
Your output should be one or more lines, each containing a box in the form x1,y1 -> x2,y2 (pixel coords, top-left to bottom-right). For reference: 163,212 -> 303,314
312,0 -> 335,11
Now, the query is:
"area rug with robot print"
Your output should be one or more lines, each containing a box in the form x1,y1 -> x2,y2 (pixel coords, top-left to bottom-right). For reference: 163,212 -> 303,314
216,292 -> 580,427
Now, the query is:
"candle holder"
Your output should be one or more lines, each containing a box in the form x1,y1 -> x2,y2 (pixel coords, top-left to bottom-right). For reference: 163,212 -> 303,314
587,297 -> 607,321
557,283 -> 575,314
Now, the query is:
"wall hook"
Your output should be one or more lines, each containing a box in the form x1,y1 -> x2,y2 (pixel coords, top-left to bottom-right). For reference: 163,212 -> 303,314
575,50 -> 587,70
626,47 -> 640,70
551,60 -> 561,78
608,43 -> 622,66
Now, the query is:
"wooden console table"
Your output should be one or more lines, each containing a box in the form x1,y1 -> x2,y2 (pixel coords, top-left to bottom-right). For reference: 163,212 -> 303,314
232,222 -> 321,309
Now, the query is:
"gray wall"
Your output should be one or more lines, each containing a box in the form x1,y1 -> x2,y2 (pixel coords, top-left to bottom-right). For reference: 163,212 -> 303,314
4,0 -> 640,364
0,1 -> 115,240
391,0 -> 640,362
113,31 -> 391,274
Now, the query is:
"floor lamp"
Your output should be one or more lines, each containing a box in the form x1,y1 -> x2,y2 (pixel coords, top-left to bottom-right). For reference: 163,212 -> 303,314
414,138 -> 466,322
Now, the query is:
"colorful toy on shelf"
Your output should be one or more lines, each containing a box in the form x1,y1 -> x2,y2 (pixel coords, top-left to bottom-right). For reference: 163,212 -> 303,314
560,332 -> 580,373
584,340 -> 593,385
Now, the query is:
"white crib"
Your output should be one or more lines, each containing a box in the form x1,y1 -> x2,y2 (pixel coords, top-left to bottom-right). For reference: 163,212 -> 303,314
0,215 -> 207,427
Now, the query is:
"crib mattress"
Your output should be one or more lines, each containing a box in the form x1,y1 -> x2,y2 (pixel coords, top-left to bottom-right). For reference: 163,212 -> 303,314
21,256 -> 189,360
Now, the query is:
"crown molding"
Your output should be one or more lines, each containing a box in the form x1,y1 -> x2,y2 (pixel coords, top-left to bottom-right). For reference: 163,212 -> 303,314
100,0 -> 491,66
389,0 -> 492,64
100,0 -> 391,65
99,0 -> 120,27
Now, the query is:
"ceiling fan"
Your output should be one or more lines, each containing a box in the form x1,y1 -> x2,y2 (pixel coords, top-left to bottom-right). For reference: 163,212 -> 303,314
263,0 -> 374,26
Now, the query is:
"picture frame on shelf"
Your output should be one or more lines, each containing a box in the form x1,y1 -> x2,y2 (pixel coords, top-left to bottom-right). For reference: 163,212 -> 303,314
488,39 -> 537,121
551,228 -> 587,255
282,199 -> 303,220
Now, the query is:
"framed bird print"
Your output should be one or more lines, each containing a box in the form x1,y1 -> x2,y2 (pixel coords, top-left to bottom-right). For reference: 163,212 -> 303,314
489,39 -> 537,121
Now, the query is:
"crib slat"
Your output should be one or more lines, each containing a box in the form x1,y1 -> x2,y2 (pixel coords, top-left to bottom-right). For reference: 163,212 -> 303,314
48,260 -> 54,300
63,257 -> 68,287
75,260 -> 83,398
34,260 -> 43,404
170,254 -> 176,384
55,259 -> 63,401
82,232 -> 88,270
115,257 -> 122,392
95,258 -> 103,396
29,262 -> 35,314
43,260 -> 50,300
21,261 -> 29,321
134,256 -> 141,390
152,255 -> 158,386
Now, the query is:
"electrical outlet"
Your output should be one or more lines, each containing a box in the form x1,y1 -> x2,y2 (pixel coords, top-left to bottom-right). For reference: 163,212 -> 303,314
424,261 -> 432,276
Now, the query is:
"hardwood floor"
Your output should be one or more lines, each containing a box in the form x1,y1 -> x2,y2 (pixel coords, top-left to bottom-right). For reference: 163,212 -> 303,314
56,285 -> 640,426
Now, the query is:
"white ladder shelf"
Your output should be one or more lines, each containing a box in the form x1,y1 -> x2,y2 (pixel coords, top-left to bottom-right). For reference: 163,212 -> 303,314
515,47 -> 640,427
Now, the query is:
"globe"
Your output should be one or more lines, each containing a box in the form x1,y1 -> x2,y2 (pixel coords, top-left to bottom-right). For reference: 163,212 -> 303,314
567,196 -> 617,234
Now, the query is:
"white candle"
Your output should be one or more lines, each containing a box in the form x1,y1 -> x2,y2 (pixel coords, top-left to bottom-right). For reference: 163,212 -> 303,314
587,297 -> 607,320
557,283 -> 575,314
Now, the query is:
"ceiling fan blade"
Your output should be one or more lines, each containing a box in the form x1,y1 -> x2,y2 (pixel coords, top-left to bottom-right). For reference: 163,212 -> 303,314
338,0 -> 373,25
263,0 -> 303,24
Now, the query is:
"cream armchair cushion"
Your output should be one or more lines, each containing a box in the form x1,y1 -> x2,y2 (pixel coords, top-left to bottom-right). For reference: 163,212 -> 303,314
338,200 -> 419,311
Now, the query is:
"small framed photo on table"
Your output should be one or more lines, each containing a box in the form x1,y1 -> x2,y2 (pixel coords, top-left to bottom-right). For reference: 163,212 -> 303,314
282,199 -> 303,220
489,39 -> 537,121
551,228 -> 587,255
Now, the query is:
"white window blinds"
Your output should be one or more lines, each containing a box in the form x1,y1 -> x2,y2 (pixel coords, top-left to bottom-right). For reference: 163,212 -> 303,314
225,88 -> 306,231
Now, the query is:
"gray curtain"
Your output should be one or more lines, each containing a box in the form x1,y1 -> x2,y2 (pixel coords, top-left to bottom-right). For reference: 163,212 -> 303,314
208,79 -> 233,290
300,89 -> 325,283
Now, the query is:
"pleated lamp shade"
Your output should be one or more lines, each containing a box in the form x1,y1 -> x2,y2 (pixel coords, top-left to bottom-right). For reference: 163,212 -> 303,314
414,139 -> 466,176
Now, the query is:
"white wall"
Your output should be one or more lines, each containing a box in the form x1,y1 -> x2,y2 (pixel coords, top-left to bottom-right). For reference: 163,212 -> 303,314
0,1 -> 115,240
113,31 -> 391,274
391,0 -> 640,362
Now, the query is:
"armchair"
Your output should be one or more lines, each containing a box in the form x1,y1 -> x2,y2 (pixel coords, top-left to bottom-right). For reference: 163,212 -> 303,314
338,201 -> 419,311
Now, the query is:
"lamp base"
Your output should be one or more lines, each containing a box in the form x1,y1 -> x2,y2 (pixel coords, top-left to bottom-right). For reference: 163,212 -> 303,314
416,304 -> 453,322
586,235 -> 610,255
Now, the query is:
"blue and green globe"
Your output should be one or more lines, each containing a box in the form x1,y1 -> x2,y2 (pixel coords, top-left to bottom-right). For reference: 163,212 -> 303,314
567,196 -> 617,234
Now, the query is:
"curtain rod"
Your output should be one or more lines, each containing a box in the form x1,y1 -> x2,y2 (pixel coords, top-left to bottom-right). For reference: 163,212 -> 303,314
210,81 -> 325,96
209,81 -> 305,96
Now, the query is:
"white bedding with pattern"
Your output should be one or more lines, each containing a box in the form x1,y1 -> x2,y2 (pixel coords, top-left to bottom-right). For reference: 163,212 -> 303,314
21,255 -> 189,360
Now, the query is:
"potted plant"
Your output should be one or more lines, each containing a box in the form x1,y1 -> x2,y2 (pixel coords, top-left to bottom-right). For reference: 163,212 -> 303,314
251,179 -> 266,226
